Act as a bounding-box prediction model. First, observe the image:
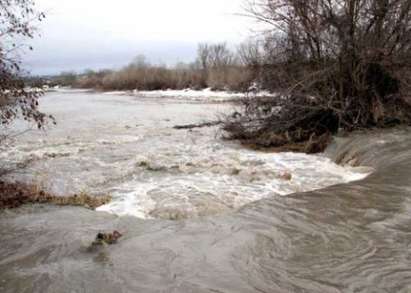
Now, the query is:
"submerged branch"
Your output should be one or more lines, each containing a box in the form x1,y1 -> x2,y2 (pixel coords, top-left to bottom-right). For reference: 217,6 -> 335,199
173,120 -> 223,130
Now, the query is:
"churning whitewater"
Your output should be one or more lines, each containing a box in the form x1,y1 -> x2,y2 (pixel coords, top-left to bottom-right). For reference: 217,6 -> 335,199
0,90 -> 368,219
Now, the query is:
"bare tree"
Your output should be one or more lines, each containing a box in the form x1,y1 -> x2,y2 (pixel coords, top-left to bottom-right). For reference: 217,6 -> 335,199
223,0 -> 411,152
0,0 -> 51,130
131,54 -> 150,69
208,43 -> 234,68
197,43 -> 242,90
237,39 -> 265,90
196,43 -> 211,86
237,39 -> 262,67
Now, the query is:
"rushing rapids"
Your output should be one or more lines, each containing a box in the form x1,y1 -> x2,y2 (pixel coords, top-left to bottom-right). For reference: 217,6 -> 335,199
0,90 -> 366,219
1,90 -> 410,292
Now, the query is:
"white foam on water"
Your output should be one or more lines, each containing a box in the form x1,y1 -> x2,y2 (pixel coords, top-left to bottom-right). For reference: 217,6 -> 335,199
96,150 -> 370,219
96,183 -> 157,219
2,90 -> 371,220
130,88 -> 274,101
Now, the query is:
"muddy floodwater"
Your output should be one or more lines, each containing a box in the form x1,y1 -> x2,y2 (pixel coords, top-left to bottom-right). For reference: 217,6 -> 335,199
1,90 -> 410,292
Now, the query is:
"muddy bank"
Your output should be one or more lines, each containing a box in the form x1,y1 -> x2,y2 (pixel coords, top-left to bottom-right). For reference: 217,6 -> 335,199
0,127 -> 411,292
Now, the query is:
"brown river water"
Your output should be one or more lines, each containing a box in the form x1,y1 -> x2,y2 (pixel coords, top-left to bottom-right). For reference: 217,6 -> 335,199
0,90 -> 410,292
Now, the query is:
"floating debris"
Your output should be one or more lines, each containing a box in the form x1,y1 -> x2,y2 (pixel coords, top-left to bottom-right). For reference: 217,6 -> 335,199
91,231 -> 123,246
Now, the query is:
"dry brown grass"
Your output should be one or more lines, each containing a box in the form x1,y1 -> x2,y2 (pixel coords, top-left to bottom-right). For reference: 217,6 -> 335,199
40,192 -> 112,209
0,181 -> 111,210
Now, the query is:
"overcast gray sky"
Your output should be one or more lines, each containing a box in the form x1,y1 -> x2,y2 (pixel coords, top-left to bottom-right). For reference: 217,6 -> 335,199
24,0 -> 255,75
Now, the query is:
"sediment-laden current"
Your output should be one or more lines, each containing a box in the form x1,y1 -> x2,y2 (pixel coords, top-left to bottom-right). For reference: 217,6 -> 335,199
1,90 -> 410,292
0,90 -> 367,219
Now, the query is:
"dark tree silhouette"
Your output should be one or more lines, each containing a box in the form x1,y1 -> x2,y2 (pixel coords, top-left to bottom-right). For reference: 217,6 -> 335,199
223,0 -> 411,153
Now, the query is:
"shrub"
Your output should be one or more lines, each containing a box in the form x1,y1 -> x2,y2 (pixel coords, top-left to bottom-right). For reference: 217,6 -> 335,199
223,0 -> 411,153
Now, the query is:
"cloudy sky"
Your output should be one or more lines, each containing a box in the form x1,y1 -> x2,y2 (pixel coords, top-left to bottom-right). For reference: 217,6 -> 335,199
24,0 -> 256,75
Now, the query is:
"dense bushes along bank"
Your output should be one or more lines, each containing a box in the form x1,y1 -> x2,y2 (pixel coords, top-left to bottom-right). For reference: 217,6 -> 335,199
222,0 -> 411,153
48,43 -> 259,92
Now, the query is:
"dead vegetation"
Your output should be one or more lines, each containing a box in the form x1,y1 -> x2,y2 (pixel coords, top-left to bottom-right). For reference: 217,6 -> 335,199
0,181 -> 111,210
173,120 -> 222,130
223,0 -> 411,153
52,43 -> 254,92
